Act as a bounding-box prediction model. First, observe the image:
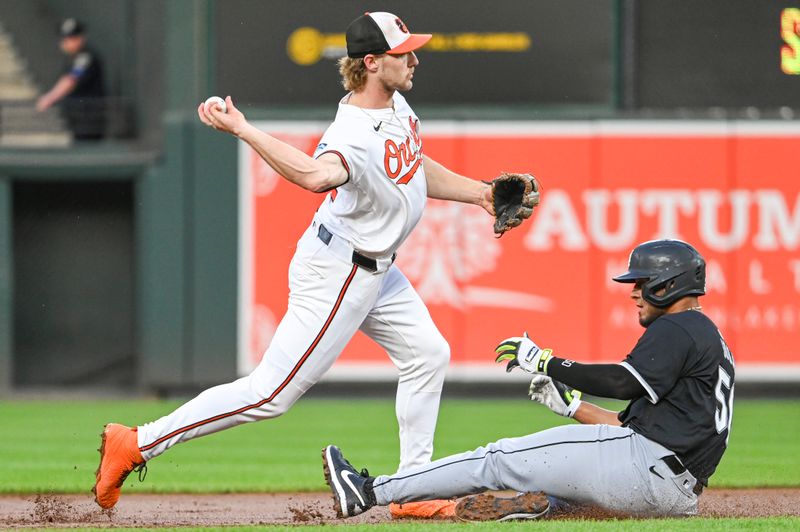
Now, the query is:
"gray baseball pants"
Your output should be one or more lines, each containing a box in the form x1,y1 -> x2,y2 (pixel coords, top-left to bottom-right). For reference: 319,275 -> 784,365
372,424 -> 699,516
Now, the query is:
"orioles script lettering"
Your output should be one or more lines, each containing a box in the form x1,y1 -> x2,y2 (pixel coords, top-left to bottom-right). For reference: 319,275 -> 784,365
384,129 -> 422,184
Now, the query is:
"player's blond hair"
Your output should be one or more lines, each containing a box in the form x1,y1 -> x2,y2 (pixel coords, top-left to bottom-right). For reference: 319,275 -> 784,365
338,57 -> 368,92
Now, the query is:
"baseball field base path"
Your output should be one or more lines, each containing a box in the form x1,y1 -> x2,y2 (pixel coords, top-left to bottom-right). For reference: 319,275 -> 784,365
2,489 -> 799,527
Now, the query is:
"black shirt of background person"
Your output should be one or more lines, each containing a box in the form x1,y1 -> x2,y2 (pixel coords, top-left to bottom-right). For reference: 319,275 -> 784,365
618,310 -> 736,485
62,46 -> 106,140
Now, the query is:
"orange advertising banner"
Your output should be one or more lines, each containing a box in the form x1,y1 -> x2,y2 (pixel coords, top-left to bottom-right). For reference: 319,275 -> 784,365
238,121 -> 800,378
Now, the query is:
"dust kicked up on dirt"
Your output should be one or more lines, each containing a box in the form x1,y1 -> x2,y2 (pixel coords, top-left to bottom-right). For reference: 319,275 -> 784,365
1,489 -> 798,528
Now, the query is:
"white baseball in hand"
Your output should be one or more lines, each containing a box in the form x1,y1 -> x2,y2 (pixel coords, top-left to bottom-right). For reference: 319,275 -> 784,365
204,96 -> 227,114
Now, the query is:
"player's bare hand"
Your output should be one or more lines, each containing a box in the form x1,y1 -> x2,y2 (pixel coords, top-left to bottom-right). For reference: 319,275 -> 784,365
197,96 -> 246,137
494,332 -> 553,374
479,182 -> 495,215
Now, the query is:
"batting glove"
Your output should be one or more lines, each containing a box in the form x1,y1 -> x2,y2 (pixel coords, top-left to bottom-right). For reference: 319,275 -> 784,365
528,375 -> 583,418
494,333 -> 553,374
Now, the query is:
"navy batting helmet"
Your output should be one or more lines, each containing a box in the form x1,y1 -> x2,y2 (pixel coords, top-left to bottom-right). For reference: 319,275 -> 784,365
613,239 -> 706,308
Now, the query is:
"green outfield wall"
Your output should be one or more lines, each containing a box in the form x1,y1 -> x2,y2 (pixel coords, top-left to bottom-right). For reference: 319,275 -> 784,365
0,0 -> 238,393
0,0 -> 797,394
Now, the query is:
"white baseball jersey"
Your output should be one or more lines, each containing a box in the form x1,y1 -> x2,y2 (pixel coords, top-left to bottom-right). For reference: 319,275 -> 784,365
136,90 -> 449,475
314,92 -> 427,257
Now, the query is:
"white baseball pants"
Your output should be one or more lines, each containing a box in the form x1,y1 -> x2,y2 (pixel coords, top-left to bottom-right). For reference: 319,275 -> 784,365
138,221 -> 450,472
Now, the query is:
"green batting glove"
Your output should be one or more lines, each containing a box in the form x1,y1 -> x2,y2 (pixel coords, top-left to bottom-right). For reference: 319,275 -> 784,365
494,332 -> 554,374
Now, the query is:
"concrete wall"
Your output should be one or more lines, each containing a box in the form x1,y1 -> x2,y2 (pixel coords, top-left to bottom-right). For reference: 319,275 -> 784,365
0,0 -> 238,394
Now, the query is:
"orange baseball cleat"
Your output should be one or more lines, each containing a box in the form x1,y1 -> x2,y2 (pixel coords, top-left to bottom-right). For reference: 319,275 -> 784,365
389,499 -> 456,519
92,423 -> 146,509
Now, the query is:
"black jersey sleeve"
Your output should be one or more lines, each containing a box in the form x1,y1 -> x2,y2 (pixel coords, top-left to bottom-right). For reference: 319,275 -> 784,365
619,317 -> 693,403
548,359 -> 645,400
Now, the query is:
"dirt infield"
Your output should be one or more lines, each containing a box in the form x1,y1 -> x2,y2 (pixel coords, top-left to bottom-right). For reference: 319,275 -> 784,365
1,489 -> 798,527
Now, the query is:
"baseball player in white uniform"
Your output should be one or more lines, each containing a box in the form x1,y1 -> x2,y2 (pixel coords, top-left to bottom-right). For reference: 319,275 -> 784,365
92,12 -> 498,517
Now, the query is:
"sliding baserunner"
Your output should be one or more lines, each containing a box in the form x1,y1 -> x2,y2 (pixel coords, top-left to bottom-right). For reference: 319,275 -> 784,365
323,240 -> 735,520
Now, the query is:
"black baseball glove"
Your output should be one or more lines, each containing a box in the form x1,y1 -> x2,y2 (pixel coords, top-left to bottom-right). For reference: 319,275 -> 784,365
490,172 -> 540,236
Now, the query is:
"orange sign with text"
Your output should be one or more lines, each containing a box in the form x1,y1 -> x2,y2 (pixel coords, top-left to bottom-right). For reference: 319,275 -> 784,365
239,122 -> 800,375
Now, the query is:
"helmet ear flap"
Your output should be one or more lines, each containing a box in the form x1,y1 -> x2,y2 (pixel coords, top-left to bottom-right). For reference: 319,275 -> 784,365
642,279 -> 673,308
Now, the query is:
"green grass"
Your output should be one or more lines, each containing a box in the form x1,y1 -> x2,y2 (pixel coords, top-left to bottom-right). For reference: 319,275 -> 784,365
0,398 -> 798,494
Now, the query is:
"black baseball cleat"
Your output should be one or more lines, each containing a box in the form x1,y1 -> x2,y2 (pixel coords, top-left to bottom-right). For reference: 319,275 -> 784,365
455,491 -> 550,521
322,445 -> 377,517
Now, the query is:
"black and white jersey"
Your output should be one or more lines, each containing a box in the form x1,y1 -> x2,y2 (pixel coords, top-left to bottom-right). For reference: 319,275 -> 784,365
618,310 -> 735,484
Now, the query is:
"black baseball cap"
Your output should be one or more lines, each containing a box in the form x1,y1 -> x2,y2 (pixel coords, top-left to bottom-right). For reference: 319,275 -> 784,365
59,18 -> 85,37
346,12 -> 431,58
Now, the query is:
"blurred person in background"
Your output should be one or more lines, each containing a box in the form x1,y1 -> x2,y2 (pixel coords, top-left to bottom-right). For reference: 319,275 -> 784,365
36,18 -> 106,140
